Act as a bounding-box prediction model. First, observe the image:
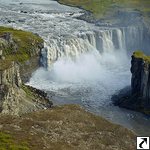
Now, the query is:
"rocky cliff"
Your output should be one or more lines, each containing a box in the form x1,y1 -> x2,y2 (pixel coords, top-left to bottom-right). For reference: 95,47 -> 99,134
0,60 -> 52,116
131,51 -> 150,98
113,51 -> 150,115
0,27 -> 44,83
0,60 -> 22,115
0,27 -> 52,116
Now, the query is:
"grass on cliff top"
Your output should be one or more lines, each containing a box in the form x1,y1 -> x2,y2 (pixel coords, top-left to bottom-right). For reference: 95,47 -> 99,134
0,27 -> 43,43
0,26 -> 43,64
58,0 -> 150,21
132,51 -> 150,64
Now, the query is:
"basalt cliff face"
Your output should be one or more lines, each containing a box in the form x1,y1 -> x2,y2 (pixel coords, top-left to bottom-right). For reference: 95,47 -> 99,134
0,60 -> 52,116
0,60 -> 22,115
0,29 -> 52,116
113,51 -> 150,115
131,52 -> 150,98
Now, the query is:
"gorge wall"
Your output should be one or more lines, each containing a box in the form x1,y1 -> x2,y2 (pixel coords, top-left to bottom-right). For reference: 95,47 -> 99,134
131,51 -> 150,99
0,59 -> 52,116
0,30 -> 44,83
0,60 -> 22,115
113,51 -> 150,115
0,29 -> 52,116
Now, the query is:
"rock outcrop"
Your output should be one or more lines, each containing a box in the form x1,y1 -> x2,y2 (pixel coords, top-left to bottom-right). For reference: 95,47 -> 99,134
0,60 -> 52,116
131,51 -> 150,98
113,51 -> 150,115
0,28 -> 44,83
0,60 -> 22,115
0,28 -> 52,116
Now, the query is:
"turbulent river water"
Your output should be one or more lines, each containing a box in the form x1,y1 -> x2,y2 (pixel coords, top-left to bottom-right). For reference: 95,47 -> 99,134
1,0 -> 150,136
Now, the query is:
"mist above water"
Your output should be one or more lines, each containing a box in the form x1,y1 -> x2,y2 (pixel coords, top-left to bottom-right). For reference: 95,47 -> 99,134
29,49 -> 130,86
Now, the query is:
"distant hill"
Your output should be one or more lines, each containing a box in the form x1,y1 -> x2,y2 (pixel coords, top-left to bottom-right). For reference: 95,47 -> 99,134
58,0 -> 150,22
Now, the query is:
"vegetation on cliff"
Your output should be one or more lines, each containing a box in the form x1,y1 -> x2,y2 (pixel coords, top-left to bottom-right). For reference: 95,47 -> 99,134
0,26 -> 44,83
58,0 -> 150,21
0,27 -> 52,116
0,26 -> 43,64
113,51 -> 150,116
21,84 -> 53,109
132,51 -> 150,64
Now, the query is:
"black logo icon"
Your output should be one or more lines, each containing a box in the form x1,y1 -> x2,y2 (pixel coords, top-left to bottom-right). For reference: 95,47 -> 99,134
137,136 -> 150,150
139,138 -> 147,149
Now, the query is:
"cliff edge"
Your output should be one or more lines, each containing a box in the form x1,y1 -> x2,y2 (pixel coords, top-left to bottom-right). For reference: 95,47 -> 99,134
113,51 -> 150,115
131,51 -> 150,98
0,27 -> 44,83
0,27 -> 52,116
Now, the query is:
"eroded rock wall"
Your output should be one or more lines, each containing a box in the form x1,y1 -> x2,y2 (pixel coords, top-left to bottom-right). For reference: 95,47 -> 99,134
0,61 -> 24,115
0,30 -> 52,116
131,55 -> 150,99
0,61 -> 52,115
0,31 -> 44,83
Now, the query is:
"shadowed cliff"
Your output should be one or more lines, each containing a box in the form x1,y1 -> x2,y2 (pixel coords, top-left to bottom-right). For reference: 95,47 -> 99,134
113,51 -> 150,115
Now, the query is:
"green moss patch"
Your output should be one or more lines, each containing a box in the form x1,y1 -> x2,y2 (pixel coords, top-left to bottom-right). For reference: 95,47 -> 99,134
0,27 -> 43,43
132,51 -> 150,64
0,132 -> 29,150
21,86 -> 34,99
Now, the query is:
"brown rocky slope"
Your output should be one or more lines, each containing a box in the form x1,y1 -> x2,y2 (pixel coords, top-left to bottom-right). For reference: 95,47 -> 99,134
0,104 -> 136,150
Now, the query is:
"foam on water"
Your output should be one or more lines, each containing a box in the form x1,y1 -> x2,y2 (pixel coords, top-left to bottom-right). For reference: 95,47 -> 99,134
28,50 -> 130,88
27,49 -> 131,113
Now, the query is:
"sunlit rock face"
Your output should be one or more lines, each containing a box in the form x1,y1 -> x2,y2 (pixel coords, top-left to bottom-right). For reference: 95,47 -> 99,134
0,61 -> 23,115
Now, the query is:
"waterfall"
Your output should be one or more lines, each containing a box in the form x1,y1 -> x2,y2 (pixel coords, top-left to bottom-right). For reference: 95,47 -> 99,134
40,37 -> 96,69
100,30 -> 115,52
41,28 -> 127,69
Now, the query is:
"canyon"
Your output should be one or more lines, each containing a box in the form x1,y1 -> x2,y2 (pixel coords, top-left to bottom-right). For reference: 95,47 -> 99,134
0,0 -> 150,149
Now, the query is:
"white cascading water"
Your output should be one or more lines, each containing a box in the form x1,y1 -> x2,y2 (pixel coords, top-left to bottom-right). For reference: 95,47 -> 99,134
0,0 -> 150,136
